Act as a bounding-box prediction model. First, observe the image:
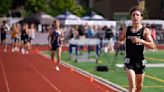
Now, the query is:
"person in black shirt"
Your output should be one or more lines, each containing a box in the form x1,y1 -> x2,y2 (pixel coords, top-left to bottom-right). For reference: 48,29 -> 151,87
78,25 -> 85,39
117,6 -> 155,92
0,20 -> 10,52
105,26 -> 113,40
21,23 -> 29,54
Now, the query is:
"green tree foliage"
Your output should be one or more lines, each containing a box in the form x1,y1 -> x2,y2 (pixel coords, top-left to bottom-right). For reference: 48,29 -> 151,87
143,9 -> 149,19
24,0 -> 49,16
23,0 -> 85,17
45,0 -> 85,16
0,0 -> 11,16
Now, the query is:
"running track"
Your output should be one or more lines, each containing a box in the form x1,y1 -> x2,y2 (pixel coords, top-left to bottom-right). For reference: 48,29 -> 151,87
0,45 -> 122,92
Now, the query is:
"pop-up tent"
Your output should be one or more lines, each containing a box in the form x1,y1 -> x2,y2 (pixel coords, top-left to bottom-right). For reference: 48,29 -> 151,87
82,11 -> 104,20
19,12 -> 54,25
18,15 -> 40,25
55,10 -> 82,25
82,11 -> 116,27
36,12 -> 54,25
124,19 -> 164,29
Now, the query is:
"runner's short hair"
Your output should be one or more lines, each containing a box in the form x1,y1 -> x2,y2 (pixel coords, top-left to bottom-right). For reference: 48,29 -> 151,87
130,6 -> 144,16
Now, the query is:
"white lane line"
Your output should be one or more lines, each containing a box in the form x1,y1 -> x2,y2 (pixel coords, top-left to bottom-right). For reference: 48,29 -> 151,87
0,58 -> 10,92
40,52 -> 127,92
22,56 -> 61,92
116,64 -> 164,67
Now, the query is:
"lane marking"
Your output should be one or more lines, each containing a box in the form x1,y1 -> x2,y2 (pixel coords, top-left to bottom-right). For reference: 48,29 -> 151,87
146,57 -> 164,62
143,85 -> 164,88
145,74 -> 164,83
116,64 -> 164,67
40,52 -> 127,92
122,85 -> 164,88
22,55 -> 61,92
37,53 -> 111,92
0,56 -> 11,92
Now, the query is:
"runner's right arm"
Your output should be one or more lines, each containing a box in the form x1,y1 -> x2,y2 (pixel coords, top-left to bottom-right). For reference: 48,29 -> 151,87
48,30 -> 52,49
117,27 -> 127,47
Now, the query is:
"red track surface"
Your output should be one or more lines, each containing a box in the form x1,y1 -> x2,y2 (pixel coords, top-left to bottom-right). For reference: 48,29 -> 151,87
0,45 -> 118,92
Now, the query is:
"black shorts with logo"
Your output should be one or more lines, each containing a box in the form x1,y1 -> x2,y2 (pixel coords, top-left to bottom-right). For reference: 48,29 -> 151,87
124,58 -> 147,74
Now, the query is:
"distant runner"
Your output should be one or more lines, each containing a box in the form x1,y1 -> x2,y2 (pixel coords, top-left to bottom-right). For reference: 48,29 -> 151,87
48,19 -> 64,71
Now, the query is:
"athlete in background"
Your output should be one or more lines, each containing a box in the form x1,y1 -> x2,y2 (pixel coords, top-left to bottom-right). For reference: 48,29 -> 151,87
48,20 -> 64,71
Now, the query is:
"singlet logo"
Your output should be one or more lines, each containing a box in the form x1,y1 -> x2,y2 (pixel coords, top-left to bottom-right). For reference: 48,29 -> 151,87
127,35 -> 143,45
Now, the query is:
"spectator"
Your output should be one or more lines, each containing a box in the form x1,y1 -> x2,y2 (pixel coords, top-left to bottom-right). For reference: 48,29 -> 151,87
78,25 -> 85,39
104,26 -> 114,52
86,25 -> 95,38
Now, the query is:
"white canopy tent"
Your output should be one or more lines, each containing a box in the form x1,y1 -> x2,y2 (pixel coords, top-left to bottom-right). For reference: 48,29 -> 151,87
82,11 -> 104,20
55,10 -> 82,25
38,12 -> 54,25
82,20 -> 116,28
124,19 -> 164,29
82,15 -> 104,20
82,11 -> 116,27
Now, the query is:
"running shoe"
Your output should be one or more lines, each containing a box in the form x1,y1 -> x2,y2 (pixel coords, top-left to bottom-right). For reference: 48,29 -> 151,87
21,48 -> 25,54
4,49 -> 7,52
55,66 -> 60,71
12,48 -> 15,52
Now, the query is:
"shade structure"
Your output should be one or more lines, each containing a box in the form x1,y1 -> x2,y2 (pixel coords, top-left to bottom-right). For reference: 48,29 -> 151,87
82,20 -> 116,27
55,10 -> 82,25
36,12 -> 54,25
81,11 -> 116,27
19,12 -> 54,25
124,19 -> 164,28
18,16 -> 40,25
82,11 -> 105,20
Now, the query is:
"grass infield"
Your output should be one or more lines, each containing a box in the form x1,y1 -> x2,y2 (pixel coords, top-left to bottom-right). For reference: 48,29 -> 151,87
44,50 -> 164,92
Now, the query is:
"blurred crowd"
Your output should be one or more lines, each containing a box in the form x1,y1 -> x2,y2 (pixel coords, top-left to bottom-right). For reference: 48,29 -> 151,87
0,20 -> 36,54
1,19 -> 164,54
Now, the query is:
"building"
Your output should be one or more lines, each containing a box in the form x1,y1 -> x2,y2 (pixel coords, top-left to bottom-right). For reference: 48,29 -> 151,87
78,0 -> 164,20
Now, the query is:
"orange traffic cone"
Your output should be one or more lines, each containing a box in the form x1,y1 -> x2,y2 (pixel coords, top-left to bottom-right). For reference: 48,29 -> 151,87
70,68 -> 74,72
89,76 -> 94,82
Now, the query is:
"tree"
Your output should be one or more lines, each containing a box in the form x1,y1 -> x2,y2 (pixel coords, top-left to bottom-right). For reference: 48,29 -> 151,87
143,9 -> 149,19
47,0 -> 85,16
0,0 -> 11,16
23,0 -> 85,17
24,0 -> 49,16
63,0 -> 85,16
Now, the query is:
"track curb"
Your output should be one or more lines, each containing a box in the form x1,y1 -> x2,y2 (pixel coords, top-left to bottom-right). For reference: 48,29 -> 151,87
41,52 -> 128,92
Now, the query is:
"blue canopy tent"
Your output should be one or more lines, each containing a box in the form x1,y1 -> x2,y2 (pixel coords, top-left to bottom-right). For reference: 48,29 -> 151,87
81,11 -> 116,28
82,11 -> 105,20
55,10 -> 82,25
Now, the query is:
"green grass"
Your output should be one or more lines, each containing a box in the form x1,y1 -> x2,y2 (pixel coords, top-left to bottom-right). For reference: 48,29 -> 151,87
43,50 -> 164,92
